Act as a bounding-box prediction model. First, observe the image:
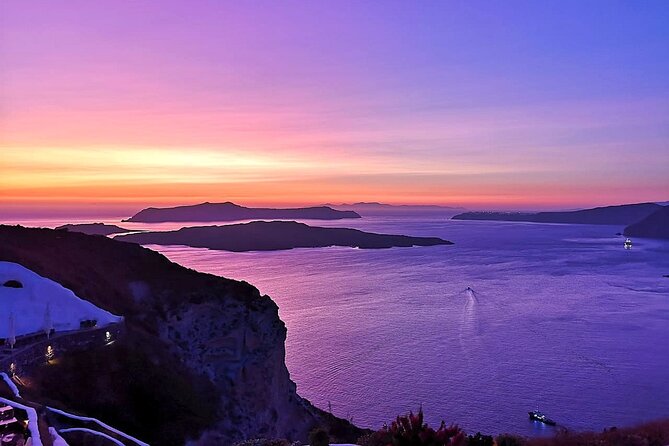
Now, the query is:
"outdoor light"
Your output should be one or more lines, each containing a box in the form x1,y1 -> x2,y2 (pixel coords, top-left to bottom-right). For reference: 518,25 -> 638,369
46,345 -> 54,361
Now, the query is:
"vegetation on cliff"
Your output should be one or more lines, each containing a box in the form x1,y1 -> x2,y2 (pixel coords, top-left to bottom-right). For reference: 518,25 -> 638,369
359,409 -> 464,446
235,410 -> 669,446
356,410 -> 669,446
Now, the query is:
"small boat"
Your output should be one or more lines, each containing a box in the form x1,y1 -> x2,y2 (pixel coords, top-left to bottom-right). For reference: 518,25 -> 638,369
624,238 -> 633,249
528,409 -> 556,426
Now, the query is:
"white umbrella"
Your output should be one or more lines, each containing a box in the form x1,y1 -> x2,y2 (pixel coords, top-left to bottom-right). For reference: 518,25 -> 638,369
43,302 -> 53,338
8,313 -> 16,349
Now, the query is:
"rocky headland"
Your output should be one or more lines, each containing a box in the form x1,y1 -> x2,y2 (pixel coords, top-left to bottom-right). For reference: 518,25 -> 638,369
0,224 -> 363,445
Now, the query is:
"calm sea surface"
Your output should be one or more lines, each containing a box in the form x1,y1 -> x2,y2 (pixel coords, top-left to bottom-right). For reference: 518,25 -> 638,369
6,216 -> 669,436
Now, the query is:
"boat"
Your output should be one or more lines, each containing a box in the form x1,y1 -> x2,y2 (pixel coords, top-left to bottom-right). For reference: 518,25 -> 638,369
624,238 -> 632,249
528,409 -> 556,426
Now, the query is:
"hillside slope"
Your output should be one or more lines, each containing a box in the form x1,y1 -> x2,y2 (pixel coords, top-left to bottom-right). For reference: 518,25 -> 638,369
0,225 -> 362,445
624,206 -> 669,239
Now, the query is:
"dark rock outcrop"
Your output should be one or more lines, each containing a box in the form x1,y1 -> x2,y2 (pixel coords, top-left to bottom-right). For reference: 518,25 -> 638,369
2,279 -> 22,288
124,202 -> 361,222
624,206 -> 669,239
116,220 -> 453,251
56,223 -> 131,236
0,225 -> 363,445
452,202 -> 663,226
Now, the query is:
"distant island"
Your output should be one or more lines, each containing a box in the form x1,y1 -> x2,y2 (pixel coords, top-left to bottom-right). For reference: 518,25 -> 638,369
327,202 -> 464,216
124,201 -> 361,222
55,223 -> 131,235
624,206 -> 669,239
452,202 -> 663,226
116,220 -> 452,251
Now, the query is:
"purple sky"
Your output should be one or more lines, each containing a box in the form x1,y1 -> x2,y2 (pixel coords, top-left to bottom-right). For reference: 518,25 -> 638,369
1,1 -> 668,213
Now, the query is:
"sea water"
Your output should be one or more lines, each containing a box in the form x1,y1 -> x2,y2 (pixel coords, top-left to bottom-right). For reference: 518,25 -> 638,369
6,216 -> 669,435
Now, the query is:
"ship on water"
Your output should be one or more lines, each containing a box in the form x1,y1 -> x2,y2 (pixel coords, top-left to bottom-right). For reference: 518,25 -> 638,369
624,238 -> 633,249
529,409 -> 556,426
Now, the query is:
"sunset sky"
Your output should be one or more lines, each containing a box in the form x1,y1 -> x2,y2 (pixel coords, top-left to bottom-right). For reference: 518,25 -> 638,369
1,1 -> 668,216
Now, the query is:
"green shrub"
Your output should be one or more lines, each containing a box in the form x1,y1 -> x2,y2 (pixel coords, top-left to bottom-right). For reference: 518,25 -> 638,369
309,427 -> 330,446
466,432 -> 493,446
359,408 -> 464,446
496,434 -> 525,446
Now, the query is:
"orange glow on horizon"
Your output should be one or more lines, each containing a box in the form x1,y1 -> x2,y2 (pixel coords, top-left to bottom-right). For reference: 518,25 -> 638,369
2,2 -> 668,218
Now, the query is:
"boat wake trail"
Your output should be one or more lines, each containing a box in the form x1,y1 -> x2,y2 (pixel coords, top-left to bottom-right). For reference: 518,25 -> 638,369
459,287 -> 482,360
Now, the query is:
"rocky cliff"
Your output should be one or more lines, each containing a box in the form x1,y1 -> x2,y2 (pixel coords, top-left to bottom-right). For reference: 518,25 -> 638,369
0,225 -> 362,445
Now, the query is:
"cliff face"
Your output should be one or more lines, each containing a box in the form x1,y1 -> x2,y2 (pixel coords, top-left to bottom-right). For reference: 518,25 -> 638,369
0,225 -> 358,445
162,289 -> 321,443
